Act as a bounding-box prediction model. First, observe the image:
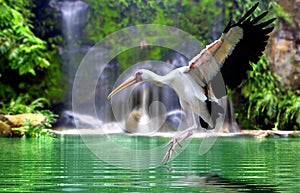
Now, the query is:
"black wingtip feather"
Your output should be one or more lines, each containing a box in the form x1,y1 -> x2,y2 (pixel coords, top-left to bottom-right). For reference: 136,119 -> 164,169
214,2 -> 276,91
250,11 -> 268,25
223,20 -> 232,33
255,18 -> 277,28
263,26 -> 275,34
237,2 -> 259,24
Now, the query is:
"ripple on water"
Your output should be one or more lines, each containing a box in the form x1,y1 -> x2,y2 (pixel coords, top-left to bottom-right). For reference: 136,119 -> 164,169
0,136 -> 299,192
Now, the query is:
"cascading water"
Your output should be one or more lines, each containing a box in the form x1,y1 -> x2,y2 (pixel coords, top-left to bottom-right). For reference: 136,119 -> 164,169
60,0 -> 89,109
54,0 -> 91,127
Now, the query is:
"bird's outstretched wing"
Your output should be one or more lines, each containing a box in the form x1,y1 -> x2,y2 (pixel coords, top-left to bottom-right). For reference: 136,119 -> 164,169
188,2 -> 276,96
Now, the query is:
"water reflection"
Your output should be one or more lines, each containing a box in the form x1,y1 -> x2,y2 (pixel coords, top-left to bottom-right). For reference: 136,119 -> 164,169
0,136 -> 299,192
177,173 -> 277,192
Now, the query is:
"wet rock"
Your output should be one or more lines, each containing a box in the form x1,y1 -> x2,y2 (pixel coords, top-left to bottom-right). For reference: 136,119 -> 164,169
125,110 -> 142,133
0,120 -> 11,137
266,131 -> 285,138
241,130 -> 300,138
288,131 -> 300,137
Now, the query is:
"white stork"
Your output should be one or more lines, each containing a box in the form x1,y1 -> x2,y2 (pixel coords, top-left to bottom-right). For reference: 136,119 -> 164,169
107,2 -> 275,164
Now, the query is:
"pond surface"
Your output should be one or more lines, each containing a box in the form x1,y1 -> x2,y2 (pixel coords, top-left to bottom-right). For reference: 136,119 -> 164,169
0,134 -> 299,192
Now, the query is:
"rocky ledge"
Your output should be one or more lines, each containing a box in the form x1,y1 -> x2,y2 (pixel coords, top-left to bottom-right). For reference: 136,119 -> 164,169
49,127 -> 300,138
0,114 -> 46,137
240,130 -> 300,138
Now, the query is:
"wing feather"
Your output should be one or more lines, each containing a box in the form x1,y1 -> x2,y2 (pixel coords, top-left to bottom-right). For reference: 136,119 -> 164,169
218,9 -> 276,91
250,11 -> 268,24
187,2 -> 275,98
188,25 -> 243,87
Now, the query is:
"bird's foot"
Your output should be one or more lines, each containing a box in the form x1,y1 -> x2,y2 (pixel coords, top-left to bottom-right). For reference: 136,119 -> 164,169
161,138 -> 181,165
161,130 -> 193,165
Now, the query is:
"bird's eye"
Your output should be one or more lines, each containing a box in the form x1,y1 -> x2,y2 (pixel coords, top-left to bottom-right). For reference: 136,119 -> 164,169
136,71 -> 142,76
135,71 -> 143,82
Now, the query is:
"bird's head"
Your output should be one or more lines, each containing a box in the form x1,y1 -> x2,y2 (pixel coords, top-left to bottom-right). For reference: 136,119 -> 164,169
107,69 -> 153,100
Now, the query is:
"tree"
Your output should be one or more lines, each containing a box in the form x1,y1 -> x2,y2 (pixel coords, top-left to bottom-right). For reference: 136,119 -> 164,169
0,0 -> 63,103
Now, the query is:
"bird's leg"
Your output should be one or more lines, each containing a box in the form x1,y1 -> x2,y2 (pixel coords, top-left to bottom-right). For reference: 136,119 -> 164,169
162,104 -> 197,164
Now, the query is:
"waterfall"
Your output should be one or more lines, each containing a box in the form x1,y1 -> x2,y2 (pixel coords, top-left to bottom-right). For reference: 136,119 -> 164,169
54,0 -> 90,127
60,0 -> 89,109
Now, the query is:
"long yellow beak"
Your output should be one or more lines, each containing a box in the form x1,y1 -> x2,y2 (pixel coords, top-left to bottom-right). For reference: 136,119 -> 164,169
107,76 -> 137,100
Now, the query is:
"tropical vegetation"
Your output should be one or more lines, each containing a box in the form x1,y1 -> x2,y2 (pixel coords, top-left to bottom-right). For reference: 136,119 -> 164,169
0,0 -> 299,137
0,0 -> 61,137
235,56 -> 300,130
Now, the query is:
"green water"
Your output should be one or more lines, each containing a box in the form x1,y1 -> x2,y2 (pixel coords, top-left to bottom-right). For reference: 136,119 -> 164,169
0,135 -> 299,192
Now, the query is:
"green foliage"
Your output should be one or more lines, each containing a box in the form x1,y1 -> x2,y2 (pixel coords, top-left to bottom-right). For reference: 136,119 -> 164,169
0,0 -> 64,104
84,0 -> 223,42
84,0 -> 226,71
11,120 -> 53,138
277,89 -> 300,130
0,95 -> 57,137
83,0 -> 275,71
0,94 -> 50,115
235,56 -> 300,130
39,109 -> 57,128
0,0 -> 50,75
178,0 -> 223,43
269,1 -> 294,27
116,46 -> 172,71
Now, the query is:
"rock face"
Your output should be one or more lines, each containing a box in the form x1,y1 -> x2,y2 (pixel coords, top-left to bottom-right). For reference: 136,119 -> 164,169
268,0 -> 300,90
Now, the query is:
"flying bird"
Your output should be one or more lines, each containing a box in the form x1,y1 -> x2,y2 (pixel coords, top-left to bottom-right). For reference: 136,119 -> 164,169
107,2 -> 275,164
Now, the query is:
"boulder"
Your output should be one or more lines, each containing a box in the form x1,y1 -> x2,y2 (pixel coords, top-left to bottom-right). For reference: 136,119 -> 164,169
3,113 -> 46,127
0,120 -> 11,137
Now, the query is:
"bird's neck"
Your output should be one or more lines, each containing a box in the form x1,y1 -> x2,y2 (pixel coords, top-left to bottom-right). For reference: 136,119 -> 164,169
145,71 -> 169,87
